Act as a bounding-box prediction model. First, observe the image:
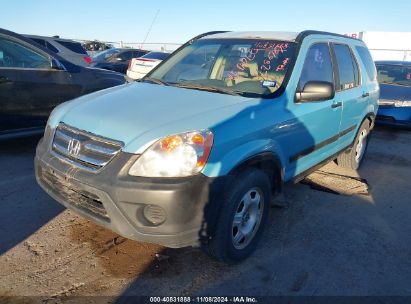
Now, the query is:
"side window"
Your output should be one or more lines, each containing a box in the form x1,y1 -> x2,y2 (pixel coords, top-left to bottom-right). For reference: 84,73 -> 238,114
118,51 -> 133,61
30,38 -> 59,53
45,41 -> 59,53
298,43 -> 334,92
0,36 -> 50,69
355,46 -> 377,81
31,38 -> 46,47
333,44 -> 359,90
55,40 -> 87,55
134,51 -> 146,58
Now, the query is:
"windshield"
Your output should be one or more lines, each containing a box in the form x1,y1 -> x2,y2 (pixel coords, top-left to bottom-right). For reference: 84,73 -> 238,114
377,63 -> 411,87
93,48 -> 121,61
147,38 -> 296,97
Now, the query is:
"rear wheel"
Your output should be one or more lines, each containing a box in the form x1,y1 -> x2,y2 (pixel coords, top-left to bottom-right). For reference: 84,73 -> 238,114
205,168 -> 271,263
336,120 -> 370,170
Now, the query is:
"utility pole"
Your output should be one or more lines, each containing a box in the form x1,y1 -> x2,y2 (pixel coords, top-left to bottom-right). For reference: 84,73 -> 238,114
141,9 -> 160,49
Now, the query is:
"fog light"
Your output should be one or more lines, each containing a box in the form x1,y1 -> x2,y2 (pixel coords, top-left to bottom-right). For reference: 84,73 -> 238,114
143,205 -> 166,225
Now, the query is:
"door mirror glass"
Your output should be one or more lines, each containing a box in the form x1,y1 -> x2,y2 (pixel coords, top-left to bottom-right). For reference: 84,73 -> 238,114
295,81 -> 334,102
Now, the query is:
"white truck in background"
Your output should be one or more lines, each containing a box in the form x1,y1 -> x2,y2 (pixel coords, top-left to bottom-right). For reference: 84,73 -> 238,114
344,31 -> 411,61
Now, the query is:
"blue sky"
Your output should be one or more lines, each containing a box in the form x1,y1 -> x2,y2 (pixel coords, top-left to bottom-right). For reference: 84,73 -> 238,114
1,0 -> 410,43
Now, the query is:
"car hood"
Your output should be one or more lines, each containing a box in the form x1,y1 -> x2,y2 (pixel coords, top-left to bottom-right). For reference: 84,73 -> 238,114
51,82 -> 253,152
379,83 -> 411,101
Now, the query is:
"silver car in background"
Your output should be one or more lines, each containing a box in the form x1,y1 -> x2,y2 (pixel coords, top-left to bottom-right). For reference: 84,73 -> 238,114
25,34 -> 92,67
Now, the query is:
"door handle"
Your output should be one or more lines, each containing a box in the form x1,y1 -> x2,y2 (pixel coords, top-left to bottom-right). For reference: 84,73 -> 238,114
362,92 -> 370,98
331,101 -> 342,109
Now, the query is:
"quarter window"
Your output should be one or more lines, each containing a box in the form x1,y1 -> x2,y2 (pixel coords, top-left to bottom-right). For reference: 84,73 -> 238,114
298,43 -> 334,92
355,46 -> 377,81
333,44 -> 359,90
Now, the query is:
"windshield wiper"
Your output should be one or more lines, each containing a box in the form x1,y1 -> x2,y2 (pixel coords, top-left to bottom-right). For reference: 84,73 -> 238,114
143,77 -> 169,86
169,82 -> 244,96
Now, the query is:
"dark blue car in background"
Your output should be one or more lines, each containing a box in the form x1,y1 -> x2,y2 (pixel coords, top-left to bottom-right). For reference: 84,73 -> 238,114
376,61 -> 411,128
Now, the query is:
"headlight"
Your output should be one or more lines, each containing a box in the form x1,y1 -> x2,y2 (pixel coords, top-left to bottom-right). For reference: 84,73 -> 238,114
378,99 -> 411,107
129,130 -> 214,177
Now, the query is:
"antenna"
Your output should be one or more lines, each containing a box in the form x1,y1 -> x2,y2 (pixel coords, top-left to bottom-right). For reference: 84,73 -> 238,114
141,9 -> 160,48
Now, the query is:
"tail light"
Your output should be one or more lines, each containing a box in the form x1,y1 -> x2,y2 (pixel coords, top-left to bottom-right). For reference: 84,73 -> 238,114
83,56 -> 92,64
128,59 -> 133,70
137,58 -> 155,62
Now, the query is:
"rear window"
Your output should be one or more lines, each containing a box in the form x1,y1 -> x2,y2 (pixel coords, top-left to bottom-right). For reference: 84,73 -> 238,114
142,52 -> 170,60
376,64 -> 411,87
356,46 -> 377,81
55,40 -> 87,54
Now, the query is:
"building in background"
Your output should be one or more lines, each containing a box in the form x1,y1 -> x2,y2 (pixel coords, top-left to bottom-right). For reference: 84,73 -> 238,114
345,32 -> 411,61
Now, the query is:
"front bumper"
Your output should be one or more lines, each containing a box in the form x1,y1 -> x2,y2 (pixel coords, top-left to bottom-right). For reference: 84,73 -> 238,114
376,106 -> 411,128
35,129 -> 225,248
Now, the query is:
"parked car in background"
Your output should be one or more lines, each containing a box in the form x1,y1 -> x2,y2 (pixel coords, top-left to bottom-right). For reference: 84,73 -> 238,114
35,30 -> 379,263
126,51 -> 170,80
0,28 -> 126,138
82,40 -> 113,57
25,34 -> 92,66
91,48 -> 149,74
375,61 -> 411,128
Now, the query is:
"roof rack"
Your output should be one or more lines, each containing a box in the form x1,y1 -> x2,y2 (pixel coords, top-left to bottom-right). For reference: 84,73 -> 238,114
296,30 -> 360,43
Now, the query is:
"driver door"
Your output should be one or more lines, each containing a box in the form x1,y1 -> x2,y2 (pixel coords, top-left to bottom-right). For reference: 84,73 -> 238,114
0,33 -> 74,133
288,42 -> 342,176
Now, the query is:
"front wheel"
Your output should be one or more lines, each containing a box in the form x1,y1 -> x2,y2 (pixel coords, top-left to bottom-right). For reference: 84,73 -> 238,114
336,120 -> 370,170
205,168 -> 271,263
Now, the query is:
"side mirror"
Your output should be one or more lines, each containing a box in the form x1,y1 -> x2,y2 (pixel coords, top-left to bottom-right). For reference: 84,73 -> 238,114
295,81 -> 335,102
50,58 -> 65,70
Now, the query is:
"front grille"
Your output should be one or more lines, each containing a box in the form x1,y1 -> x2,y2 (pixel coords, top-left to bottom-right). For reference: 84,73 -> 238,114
40,167 -> 110,221
52,123 -> 123,171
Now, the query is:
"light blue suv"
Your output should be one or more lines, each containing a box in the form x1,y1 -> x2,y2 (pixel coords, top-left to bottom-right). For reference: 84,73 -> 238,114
35,31 -> 379,262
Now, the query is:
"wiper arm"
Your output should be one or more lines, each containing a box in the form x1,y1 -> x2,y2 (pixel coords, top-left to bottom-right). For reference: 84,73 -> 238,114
170,82 -> 243,96
143,77 -> 169,86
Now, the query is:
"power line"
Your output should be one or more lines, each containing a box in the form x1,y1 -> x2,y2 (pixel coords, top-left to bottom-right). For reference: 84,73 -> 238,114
141,9 -> 160,48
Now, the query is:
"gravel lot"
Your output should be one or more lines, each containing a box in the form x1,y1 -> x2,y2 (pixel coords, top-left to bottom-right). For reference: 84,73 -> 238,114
0,126 -> 410,302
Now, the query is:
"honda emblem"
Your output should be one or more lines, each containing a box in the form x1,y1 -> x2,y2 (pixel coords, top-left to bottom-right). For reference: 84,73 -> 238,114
67,138 -> 81,157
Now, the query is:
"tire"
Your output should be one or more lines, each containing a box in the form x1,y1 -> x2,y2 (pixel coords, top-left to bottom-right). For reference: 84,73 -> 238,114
205,168 -> 271,263
336,120 -> 370,170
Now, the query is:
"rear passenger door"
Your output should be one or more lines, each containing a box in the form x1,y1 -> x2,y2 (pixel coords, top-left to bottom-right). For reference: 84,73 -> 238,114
331,43 -> 365,144
291,42 -> 342,173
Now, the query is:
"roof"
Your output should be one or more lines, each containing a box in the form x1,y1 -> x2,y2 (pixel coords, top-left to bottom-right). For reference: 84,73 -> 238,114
202,31 -> 300,42
24,34 -> 75,43
201,30 -> 360,43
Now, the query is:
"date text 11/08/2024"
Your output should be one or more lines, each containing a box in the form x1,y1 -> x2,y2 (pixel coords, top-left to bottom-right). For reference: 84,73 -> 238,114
149,296 -> 258,303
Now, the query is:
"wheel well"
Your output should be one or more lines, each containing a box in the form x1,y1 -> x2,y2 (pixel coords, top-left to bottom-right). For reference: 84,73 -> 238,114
229,153 -> 283,196
364,113 -> 376,129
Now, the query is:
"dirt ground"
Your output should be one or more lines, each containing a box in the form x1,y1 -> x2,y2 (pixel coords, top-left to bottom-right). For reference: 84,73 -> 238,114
0,126 -> 410,302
